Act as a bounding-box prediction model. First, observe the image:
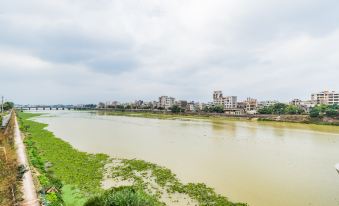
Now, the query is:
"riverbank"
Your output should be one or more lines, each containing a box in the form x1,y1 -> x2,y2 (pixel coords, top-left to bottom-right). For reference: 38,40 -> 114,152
96,110 -> 339,126
18,111 -> 247,206
0,112 -> 22,206
13,112 -> 39,206
18,112 -> 108,205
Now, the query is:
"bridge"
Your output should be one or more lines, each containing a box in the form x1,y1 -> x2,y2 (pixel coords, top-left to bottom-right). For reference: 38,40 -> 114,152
16,104 -> 97,111
17,105 -> 76,111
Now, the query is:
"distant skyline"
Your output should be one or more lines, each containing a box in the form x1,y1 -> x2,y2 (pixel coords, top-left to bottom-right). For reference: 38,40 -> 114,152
0,0 -> 338,104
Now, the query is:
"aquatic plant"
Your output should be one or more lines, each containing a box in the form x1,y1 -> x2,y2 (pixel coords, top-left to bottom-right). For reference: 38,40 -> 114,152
18,112 -> 109,205
111,158 -> 247,206
84,186 -> 163,206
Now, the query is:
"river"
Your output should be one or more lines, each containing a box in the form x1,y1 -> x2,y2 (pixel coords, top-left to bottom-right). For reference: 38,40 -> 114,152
31,110 -> 339,206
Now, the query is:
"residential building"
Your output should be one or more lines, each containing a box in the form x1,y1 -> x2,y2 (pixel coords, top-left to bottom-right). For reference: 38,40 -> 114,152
223,96 -> 237,109
213,91 -> 223,105
290,99 -> 302,106
213,91 -> 237,109
134,100 -> 144,107
195,102 -> 204,111
244,97 -> 258,114
311,91 -> 339,105
186,102 -> 195,112
300,100 -> 316,113
224,108 -> 245,115
176,100 -> 188,110
159,96 -> 175,109
258,100 -> 279,109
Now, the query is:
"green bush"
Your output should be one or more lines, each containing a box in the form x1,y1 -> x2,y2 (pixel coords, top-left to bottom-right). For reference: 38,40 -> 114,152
84,186 -> 162,206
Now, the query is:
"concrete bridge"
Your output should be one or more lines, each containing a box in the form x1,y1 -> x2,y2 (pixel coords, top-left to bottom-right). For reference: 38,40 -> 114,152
17,105 -> 75,111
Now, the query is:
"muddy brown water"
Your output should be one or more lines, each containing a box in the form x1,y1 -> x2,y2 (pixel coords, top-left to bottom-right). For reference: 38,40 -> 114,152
31,110 -> 339,206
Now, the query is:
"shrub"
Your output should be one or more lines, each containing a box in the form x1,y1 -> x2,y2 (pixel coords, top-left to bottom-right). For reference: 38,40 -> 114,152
84,186 -> 162,206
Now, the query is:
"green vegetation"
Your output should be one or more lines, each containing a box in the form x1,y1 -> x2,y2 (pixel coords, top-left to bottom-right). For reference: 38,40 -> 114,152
111,158 -> 247,206
18,112 -> 109,205
97,110 -> 245,123
2,102 -> 14,111
309,104 -> 338,118
169,105 -> 185,113
258,103 -> 303,115
85,186 -> 163,206
203,105 -> 224,113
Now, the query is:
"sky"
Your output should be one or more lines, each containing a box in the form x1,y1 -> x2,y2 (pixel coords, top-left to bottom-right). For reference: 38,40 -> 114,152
0,0 -> 338,104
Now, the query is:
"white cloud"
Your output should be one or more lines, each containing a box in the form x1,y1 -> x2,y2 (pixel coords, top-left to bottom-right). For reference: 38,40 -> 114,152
0,0 -> 338,104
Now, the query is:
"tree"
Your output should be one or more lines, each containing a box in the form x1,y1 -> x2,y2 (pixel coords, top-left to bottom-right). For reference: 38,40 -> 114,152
272,103 -> 288,114
258,106 -> 273,114
170,105 -> 184,113
3,102 -> 14,111
309,107 -> 320,118
212,105 -> 224,113
285,105 -> 303,114
325,108 -> 338,117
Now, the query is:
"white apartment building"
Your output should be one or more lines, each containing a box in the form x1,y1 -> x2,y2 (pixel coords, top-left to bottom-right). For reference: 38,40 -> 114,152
186,102 -> 195,111
213,91 -> 237,109
223,96 -> 237,109
159,96 -> 175,109
311,91 -> 339,105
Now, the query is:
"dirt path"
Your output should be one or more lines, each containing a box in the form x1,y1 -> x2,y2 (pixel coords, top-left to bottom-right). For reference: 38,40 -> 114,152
13,114 -> 40,206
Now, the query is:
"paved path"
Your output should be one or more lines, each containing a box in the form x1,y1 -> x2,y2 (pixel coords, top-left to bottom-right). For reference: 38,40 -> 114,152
13,114 -> 40,206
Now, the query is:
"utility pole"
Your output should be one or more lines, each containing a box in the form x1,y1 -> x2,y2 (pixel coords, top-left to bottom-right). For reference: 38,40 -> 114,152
1,96 -> 3,114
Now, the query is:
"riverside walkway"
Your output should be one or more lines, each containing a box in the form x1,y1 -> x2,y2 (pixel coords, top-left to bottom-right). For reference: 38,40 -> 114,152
13,112 -> 39,206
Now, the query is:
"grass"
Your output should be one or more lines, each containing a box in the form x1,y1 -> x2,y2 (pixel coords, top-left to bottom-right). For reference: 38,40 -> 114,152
18,112 -> 109,205
84,186 -> 163,206
62,185 -> 87,206
0,114 -> 22,206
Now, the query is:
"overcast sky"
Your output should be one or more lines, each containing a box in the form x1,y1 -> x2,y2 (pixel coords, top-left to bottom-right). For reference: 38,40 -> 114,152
0,0 -> 338,104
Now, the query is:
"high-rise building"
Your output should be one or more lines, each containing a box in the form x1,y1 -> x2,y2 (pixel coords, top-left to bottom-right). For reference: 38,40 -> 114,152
311,91 -> 339,105
159,96 -> 175,109
213,91 -> 223,105
212,91 -> 237,109
223,96 -> 237,109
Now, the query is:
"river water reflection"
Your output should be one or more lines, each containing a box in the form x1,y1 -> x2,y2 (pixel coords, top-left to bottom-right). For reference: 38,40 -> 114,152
32,111 -> 339,206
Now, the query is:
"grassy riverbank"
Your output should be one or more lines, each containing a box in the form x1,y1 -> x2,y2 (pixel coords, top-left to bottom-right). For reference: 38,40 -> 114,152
18,111 -> 247,206
97,110 -> 339,126
96,110 -> 246,122
18,112 -> 109,205
0,113 -> 21,206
